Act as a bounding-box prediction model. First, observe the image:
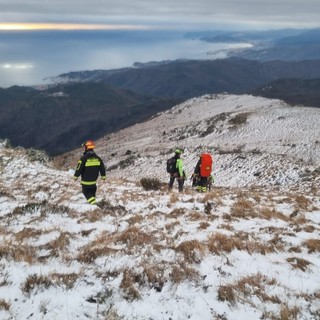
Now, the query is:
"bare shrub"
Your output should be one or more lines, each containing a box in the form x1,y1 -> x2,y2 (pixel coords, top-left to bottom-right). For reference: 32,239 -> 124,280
0,299 -> 10,310
21,274 -> 52,295
228,112 -> 251,126
303,239 -> 320,253
175,239 -> 205,263
287,257 -> 311,271
102,306 -> 123,320
39,299 -> 50,315
140,178 -> 162,191
0,267 -> 10,286
11,202 -> 70,217
217,285 -> 235,305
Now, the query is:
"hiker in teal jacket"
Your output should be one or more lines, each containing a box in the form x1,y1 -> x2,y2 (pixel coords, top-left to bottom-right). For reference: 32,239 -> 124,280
168,149 -> 185,192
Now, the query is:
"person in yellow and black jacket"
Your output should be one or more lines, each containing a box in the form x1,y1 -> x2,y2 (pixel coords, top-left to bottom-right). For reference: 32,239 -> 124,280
73,140 -> 106,205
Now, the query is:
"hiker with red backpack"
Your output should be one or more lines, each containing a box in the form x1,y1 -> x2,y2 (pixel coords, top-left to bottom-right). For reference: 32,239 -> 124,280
192,153 -> 213,192
167,149 -> 185,192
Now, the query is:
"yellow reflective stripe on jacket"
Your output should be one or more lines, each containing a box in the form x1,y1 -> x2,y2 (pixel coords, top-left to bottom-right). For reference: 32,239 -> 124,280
81,180 -> 97,185
85,158 -> 101,167
76,160 -> 82,170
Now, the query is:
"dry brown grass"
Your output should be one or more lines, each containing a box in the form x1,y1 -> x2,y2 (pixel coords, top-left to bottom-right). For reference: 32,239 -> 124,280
217,285 -> 235,305
126,214 -> 144,225
170,263 -> 200,284
219,223 -> 234,231
220,273 -> 280,307
175,239 -> 206,263
230,197 -> 255,218
259,208 -> 289,221
120,269 -> 141,301
165,221 -> 180,232
77,232 -> 119,263
207,232 -> 280,255
287,257 -> 311,271
116,226 -> 153,249
143,265 -> 165,291
279,303 -> 300,320
303,239 -> 320,253
202,189 -> 224,204
14,227 -> 45,242
302,225 -> 316,233
187,211 -> 203,221
288,246 -> 302,253
207,232 -> 238,254
294,195 -> 311,210
21,272 -> 79,295
168,193 -> 179,205
169,208 -> 185,218
0,241 -> 36,264
198,221 -> 210,230
38,231 -> 73,259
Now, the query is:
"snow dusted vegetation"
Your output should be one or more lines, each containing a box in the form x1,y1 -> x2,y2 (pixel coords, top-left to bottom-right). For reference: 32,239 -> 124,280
0,94 -> 320,319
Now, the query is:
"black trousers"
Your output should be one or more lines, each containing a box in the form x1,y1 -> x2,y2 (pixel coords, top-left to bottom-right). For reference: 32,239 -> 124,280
169,174 -> 184,192
82,185 -> 97,204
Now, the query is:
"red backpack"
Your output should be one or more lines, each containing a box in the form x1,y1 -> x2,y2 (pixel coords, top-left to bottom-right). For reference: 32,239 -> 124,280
200,153 -> 213,177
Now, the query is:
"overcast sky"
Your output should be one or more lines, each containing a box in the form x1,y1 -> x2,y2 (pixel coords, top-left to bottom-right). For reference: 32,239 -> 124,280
0,0 -> 320,30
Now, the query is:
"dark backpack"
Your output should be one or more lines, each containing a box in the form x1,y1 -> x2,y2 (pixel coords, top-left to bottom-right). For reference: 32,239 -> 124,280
166,157 -> 177,173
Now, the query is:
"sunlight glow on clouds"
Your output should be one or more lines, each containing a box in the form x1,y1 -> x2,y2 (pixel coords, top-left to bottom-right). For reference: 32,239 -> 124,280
0,23 -> 152,31
1,63 -> 34,69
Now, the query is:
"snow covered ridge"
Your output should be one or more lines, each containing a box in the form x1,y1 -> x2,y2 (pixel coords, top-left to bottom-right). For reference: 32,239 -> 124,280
0,137 -> 320,319
71,93 -> 320,190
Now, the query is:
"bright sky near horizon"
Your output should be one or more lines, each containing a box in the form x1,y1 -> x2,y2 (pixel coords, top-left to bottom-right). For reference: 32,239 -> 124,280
0,0 -> 320,30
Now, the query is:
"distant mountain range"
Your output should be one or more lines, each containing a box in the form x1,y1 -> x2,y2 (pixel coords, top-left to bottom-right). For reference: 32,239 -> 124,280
0,83 -> 180,155
57,58 -> 320,104
197,28 -> 320,61
2,28 -> 320,155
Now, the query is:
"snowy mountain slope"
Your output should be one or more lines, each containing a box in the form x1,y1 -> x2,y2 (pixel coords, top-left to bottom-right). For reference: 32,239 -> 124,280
0,94 -> 320,320
59,94 -> 319,190
0,141 -> 320,320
